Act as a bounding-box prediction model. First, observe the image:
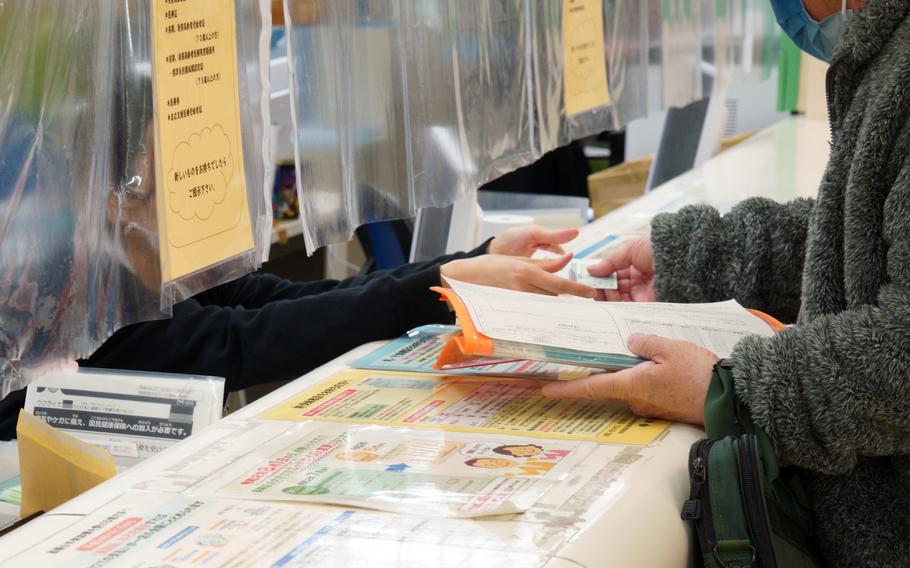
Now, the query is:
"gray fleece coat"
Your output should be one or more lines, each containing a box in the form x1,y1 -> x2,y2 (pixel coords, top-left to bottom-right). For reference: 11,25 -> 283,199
649,1 -> 910,566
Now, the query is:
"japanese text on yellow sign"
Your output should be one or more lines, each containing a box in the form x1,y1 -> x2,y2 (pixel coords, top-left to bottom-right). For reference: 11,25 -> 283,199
563,0 -> 610,116
151,0 -> 254,282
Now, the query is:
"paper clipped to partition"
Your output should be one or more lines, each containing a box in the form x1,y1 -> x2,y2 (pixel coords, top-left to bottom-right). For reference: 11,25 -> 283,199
435,279 -> 782,370
563,0 -> 610,116
151,0 -> 254,282
16,410 -> 117,517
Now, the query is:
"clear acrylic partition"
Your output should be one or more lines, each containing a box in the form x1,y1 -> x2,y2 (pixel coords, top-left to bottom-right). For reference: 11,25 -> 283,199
0,1 -> 272,396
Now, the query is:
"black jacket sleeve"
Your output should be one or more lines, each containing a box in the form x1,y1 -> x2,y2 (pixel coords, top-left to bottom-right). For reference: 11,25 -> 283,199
80,243 -> 490,392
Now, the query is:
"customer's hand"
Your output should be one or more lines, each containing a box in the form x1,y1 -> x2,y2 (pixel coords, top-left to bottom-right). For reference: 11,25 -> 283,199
441,254 -> 596,298
488,226 -> 580,257
588,236 -> 656,302
541,334 -> 717,425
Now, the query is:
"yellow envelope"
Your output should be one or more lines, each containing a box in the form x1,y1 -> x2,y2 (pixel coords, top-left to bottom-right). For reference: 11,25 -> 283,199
16,410 -> 116,517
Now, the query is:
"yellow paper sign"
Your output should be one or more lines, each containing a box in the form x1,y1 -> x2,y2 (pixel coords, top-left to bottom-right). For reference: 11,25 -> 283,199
563,0 -> 610,116
259,370 -> 668,446
17,410 -> 117,517
151,0 -> 254,282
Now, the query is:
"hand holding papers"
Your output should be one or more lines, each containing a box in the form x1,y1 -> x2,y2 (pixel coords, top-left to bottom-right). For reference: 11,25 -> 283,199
440,255 -> 595,299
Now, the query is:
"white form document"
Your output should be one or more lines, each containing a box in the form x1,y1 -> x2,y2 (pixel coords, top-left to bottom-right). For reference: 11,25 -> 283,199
446,279 -> 775,358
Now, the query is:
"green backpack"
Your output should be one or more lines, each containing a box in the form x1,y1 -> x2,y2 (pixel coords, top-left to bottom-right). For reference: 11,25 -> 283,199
681,360 -> 824,568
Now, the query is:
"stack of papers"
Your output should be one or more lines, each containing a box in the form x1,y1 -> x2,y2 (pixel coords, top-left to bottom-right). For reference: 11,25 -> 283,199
434,279 -> 780,370
353,325 -> 601,380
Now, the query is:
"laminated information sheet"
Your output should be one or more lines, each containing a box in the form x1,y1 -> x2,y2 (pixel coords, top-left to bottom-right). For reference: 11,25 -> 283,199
192,423 -> 595,518
2,493 -> 569,567
353,325 -> 599,380
151,0 -> 254,281
24,370 -> 224,467
259,370 -> 668,445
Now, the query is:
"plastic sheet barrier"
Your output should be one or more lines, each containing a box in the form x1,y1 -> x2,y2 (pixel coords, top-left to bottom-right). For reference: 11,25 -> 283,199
0,0 -> 272,395
284,0 -> 780,252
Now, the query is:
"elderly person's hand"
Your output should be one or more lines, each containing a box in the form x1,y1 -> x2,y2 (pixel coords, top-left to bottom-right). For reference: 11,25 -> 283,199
541,333 -> 718,425
488,226 -> 580,257
586,236 -> 656,302
440,254 -> 595,298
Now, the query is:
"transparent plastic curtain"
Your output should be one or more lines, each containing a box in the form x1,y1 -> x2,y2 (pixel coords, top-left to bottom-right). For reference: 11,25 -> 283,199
532,0 -> 650,154
0,0 -> 272,396
286,0 -> 778,253
447,1 -> 537,185
285,0 -> 414,251
399,1 -> 473,210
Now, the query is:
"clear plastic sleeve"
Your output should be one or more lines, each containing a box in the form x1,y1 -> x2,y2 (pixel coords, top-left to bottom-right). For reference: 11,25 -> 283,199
23,368 -> 224,469
0,1 -> 272,396
192,422 -> 598,518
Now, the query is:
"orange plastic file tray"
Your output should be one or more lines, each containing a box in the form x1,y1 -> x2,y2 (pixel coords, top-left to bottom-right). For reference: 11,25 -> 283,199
431,287 -> 495,370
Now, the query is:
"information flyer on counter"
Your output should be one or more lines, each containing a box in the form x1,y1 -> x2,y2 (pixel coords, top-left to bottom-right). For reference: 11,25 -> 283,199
1,493 -> 568,567
259,370 -> 668,445
192,423 -> 594,517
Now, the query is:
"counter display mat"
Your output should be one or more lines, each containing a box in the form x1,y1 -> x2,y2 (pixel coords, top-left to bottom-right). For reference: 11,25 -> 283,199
1,492 -> 575,568
258,369 -> 668,446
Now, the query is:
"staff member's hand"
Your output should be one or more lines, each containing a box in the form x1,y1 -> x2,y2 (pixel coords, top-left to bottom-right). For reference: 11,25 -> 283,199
587,236 -> 657,302
488,226 -> 580,257
541,334 -> 718,425
441,254 -> 596,298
